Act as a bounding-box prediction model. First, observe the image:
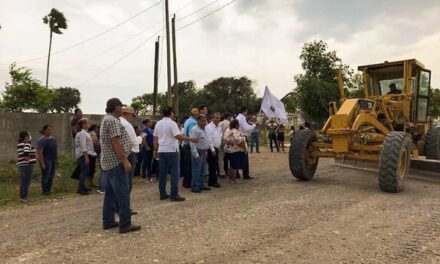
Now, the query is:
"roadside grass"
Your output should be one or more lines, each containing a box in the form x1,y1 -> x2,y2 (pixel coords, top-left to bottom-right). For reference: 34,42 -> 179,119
0,156 -> 96,210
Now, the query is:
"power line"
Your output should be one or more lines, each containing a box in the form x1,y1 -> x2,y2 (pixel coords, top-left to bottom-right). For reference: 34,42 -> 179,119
0,1 -> 161,65
75,0 -> 239,88
63,20 -> 162,72
177,0 -> 221,21
177,0 -> 239,31
76,29 -> 162,88
173,0 -> 195,13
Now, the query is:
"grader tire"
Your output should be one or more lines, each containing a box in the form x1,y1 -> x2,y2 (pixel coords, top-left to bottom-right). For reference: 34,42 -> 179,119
425,126 -> 440,160
289,130 -> 318,181
378,132 -> 411,193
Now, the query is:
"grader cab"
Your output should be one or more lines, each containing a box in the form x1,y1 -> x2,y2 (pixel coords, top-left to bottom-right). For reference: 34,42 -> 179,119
289,59 -> 439,193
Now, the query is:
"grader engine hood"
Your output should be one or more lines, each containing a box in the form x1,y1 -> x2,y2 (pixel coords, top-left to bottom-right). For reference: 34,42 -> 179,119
324,99 -> 359,153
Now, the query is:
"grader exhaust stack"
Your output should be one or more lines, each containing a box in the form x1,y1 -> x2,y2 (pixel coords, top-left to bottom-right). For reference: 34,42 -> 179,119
289,59 -> 438,193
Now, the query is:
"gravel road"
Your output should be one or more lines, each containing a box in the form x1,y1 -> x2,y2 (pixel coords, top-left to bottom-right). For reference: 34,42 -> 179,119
1,148 -> 440,264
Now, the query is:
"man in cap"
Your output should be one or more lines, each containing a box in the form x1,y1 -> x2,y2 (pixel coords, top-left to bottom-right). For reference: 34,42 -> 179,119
100,98 -> 140,234
181,108 -> 200,188
120,106 -> 145,195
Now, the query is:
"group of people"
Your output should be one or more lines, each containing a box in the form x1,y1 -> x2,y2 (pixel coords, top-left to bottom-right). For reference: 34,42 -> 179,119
16,98 -> 261,234
17,124 -> 58,202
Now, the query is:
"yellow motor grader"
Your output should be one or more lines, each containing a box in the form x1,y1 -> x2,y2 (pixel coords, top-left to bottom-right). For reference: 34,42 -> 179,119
289,59 -> 438,193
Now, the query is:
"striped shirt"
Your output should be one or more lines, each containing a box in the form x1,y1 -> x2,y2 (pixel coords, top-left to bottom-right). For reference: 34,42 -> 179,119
17,142 -> 37,166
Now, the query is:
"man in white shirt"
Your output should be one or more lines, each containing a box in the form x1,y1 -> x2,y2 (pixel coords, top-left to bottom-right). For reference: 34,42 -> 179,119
121,106 -> 145,194
218,112 -> 232,177
153,106 -> 197,202
205,112 -> 222,187
236,106 -> 258,179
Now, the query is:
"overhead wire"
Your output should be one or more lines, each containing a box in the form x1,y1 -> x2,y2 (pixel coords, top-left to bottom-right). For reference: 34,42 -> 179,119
75,28 -> 163,88
177,0 -> 239,31
63,19 -> 163,72
177,0 -> 221,21
0,1 -> 161,65
75,0 -> 240,87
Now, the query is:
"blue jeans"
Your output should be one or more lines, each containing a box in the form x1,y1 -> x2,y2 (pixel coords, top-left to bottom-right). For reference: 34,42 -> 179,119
19,165 -> 34,199
78,155 -> 90,192
250,132 -> 259,153
102,164 -> 131,229
41,159 -> 56,194
191,150 -> 207,191
158,152 -> 180,198
128,153 -> 137,192
141,149 -> 153,178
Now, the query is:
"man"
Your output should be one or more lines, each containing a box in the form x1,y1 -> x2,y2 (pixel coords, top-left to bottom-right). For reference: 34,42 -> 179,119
387,83 -> 402,95
267,120 -> 279,152
199,104 -> 208,116
236,106 -> 258,179
153,106 -> 197,201
133,125 -> 142,177
100,98 -> 140,234
189,115 -> 211,193
70,108 -> 83,180
250,116 -> 260,153
218,112 -> 232,177
205,112 -> 222,187
141,119 -> 154,181
120,106 -> 144,194
182,108 -> 200,188
71,108 -> 83,139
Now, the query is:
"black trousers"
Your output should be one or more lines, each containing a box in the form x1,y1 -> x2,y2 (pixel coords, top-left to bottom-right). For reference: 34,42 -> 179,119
207,148 -> 219,185
269,133 -> 279,152
182,144 -> 192,188
243,136 -> 250,178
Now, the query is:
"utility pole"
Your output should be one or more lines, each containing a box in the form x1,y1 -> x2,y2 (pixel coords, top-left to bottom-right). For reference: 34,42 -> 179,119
171,14 -> 179,119
165,0 -> 172,106
153,36 -> 160,118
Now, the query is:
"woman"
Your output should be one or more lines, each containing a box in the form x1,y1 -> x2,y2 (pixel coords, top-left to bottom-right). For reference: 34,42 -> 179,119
88,124 -> 100,188
17,131 -> 36,202
277,125 -> 285,153
223,119 -> 246,184
75,118 -> 97,195
37,125 -> 58,195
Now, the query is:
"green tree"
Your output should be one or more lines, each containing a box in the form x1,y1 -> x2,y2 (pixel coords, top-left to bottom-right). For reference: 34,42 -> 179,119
429,88 -> 440,119
1,64 -> 54,112
50,87 -> 81,113
294,40 -> 353,125
43,8 -> 67,88
199,76 -> 260,115
131,93 -> 167,116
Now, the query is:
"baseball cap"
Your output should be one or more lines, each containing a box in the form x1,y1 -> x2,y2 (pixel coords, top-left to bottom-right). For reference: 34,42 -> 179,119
122,106 -> 137,117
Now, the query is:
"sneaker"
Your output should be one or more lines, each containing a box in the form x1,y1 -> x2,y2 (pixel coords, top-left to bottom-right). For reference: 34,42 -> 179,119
119,224 -> 141,234
97,190 -> 105,194
19,198 -> 28,203
170,196 -> 185,202
191,189 -> 202,193
103,221 -> 119,230
77,190 -> 90,195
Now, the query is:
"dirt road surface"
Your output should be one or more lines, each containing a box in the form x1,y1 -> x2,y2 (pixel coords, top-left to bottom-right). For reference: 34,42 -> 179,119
1,148 -> 440,264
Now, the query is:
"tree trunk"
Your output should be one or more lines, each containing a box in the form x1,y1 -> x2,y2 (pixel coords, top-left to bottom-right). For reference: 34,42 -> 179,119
45,29 -> 52,89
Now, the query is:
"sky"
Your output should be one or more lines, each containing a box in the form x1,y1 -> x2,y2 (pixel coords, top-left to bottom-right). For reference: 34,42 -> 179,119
0,0 -> 439,114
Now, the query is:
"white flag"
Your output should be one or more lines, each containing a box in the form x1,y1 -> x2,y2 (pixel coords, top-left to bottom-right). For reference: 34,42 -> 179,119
260,86 -> 288,124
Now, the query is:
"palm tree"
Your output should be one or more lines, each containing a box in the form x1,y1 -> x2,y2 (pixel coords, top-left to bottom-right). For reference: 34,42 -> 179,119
43,8 -> 67,88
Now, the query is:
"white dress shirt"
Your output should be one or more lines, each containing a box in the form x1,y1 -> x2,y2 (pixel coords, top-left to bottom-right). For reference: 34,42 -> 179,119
236,113 -> 256,135
205,121 -> 223,151
153,117 -> 182,153
120,116 -> 142,153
